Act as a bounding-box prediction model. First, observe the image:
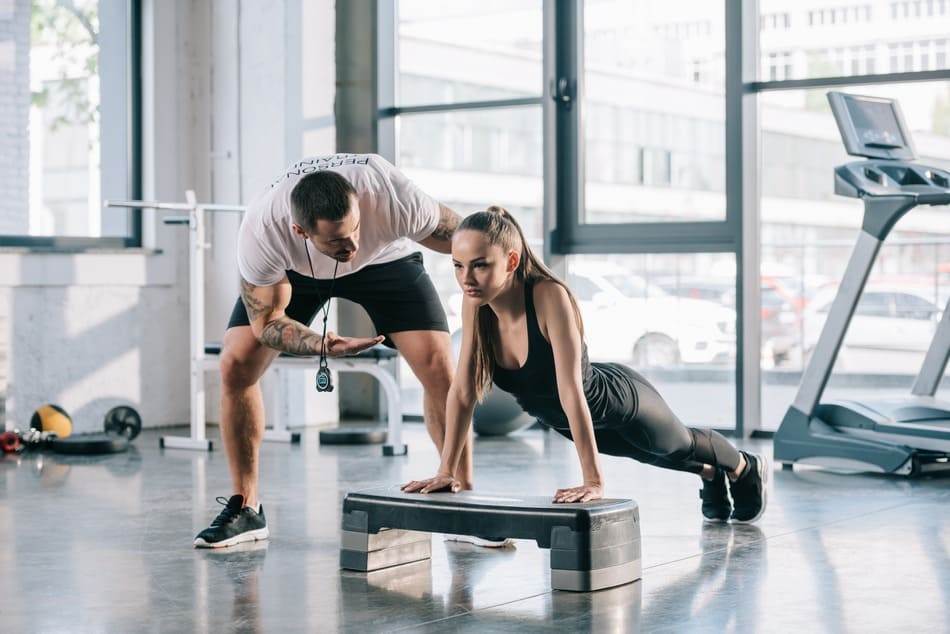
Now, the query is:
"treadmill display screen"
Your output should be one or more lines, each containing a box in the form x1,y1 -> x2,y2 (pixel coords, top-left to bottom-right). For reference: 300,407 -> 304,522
828,91 -> 916,160
845,96 -> 906,149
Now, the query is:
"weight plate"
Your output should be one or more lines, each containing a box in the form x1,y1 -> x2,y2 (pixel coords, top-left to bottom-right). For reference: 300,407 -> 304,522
104,405 -> 142,440
319,428 -> 387,445
51,433 -> 129,455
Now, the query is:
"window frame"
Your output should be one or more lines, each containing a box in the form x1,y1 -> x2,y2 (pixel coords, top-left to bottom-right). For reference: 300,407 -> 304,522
0,0 -> 142,249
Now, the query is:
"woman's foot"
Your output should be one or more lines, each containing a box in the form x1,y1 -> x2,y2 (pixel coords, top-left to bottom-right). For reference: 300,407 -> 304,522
728,451 -> 769,523
699,468 -> 731,522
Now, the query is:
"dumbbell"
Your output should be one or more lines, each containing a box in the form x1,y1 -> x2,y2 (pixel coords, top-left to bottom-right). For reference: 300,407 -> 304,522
20,428 -> 59,449
1,431 -> 21,453
103,406 -> 142,441
1,428 -> 58,453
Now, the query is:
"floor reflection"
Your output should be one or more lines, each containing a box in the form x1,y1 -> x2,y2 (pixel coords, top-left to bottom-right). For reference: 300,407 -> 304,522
337,538 -> 526,629
337,535 -> 646,631
639,523 -> 767,632
198,541 -> 269,633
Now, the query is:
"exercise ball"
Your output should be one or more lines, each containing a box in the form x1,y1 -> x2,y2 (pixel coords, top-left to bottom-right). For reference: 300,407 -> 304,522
450,329 -> 536,437
473,388 -> 536,437
30,404 -> 72,438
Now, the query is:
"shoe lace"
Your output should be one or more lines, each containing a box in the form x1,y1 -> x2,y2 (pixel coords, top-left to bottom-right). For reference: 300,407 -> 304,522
209,496 -> 241,527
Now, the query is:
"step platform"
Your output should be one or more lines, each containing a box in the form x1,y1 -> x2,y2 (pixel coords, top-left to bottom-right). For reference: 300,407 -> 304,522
340,486 -> 641,592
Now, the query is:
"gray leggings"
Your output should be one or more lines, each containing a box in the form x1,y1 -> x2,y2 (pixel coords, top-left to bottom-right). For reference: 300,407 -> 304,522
553,369 -> 741,475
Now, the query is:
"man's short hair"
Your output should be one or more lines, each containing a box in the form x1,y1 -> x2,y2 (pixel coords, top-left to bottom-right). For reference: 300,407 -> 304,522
290,170 -> 357,232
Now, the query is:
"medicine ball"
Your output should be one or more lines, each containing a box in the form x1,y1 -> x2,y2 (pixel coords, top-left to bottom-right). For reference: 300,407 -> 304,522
30,404 -> 72,438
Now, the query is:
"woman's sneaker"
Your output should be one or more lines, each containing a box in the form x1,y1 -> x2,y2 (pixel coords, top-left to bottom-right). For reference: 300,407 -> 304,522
728,452 -> 769,524
194,495 -> 269,548
700,468 -> 731,522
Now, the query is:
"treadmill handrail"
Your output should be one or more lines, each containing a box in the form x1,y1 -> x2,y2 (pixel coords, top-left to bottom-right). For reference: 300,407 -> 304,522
915,192 -> 950,206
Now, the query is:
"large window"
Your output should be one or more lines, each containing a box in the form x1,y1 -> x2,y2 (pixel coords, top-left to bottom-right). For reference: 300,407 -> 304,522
384,1 -> 740,429
0,0 -> 139,247
582,0 -> 727,224
384,1 -> 544,416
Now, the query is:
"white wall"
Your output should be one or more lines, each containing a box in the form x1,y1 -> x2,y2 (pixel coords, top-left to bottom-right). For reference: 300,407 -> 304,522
2,0 -> 339,433
0,0 -> 30,235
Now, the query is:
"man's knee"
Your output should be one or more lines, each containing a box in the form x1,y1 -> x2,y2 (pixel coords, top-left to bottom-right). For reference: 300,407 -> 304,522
219,333 -> 274,391
393,331 -> 454,387
415,352 -> 454,391
220,354 -> 261,391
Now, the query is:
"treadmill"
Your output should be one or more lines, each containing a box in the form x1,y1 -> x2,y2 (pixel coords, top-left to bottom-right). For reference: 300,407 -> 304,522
774,91 -> 950,476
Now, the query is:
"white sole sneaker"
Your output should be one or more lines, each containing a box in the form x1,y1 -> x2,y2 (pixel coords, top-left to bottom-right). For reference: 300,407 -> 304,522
193,526 -> 270,549
443,534 -> 512,548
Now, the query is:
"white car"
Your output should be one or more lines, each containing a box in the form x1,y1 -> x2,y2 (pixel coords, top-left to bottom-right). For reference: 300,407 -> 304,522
800,285 -> 943,373
565,264 -> 736,367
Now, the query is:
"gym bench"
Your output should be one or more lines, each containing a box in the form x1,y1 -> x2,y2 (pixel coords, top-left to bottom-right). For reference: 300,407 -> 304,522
340,487 -> 642,592
106,193 -> 405,454
202,343 -> 405,454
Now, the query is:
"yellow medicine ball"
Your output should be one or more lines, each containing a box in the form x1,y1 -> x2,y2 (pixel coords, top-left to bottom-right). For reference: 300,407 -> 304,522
30,404 -> 72,438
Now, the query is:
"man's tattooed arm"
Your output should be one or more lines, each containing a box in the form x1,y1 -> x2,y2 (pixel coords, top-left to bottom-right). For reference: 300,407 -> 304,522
417,203 -> 461,254
241,278 -> 324,356
260,317 -> 326,355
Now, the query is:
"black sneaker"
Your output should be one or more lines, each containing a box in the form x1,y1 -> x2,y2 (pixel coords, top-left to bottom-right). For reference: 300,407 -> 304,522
699,468 -> 731,522
728,452 -> 768,524
194,495 -> 269,548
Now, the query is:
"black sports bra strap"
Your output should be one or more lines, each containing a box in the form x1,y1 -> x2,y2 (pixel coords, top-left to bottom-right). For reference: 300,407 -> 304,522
524,279 -> 542,340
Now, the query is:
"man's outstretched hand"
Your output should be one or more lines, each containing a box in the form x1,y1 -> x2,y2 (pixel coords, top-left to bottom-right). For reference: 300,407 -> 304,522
323,332 -> 385,357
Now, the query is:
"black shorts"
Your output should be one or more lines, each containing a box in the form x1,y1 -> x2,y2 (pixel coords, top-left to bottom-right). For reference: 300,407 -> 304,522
227,252 -> 449,347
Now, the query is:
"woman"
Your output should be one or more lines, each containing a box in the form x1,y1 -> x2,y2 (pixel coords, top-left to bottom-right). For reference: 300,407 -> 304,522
403,207 -> 767,523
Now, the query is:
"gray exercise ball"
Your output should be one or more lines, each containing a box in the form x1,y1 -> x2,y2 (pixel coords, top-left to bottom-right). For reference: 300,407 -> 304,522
450,329 -> 536,437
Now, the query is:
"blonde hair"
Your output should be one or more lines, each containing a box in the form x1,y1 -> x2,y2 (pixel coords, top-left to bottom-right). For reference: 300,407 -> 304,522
458,206 -> 584,401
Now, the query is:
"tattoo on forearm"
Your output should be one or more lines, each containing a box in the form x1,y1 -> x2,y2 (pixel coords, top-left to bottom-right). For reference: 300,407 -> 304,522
430,206 -> 461,242
240,279 -> 269,323
260,317 -> 324,356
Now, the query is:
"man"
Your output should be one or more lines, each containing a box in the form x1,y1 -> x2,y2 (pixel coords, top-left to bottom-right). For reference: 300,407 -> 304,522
194,153 -> 473,548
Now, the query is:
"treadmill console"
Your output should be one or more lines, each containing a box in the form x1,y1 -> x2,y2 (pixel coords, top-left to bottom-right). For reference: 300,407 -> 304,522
827,92 -> 950,201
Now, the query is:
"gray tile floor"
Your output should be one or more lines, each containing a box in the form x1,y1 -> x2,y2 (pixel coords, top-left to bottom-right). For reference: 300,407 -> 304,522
1,423 -> 947,633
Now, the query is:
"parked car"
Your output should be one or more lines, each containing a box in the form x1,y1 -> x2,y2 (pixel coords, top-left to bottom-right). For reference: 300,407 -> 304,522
799,284 -> 942,373
655,274 -> 804,367
565,263 -> 736,367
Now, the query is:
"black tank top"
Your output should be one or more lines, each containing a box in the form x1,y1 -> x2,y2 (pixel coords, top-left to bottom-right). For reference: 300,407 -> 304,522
492,280 -> 638,430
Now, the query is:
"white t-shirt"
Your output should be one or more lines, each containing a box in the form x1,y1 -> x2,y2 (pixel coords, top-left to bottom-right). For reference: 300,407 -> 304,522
238,153 -> 441,285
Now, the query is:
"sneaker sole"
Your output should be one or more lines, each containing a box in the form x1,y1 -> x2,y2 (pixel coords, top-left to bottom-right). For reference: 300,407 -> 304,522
444,534 -> 513,548
702,515 -> 730,524
193,526 -> 270,549
731,454 -> 769,524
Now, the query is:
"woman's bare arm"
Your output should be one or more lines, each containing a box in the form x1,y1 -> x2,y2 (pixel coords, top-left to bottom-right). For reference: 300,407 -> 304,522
402,295 -> 479,493
535,281 -> 605,502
